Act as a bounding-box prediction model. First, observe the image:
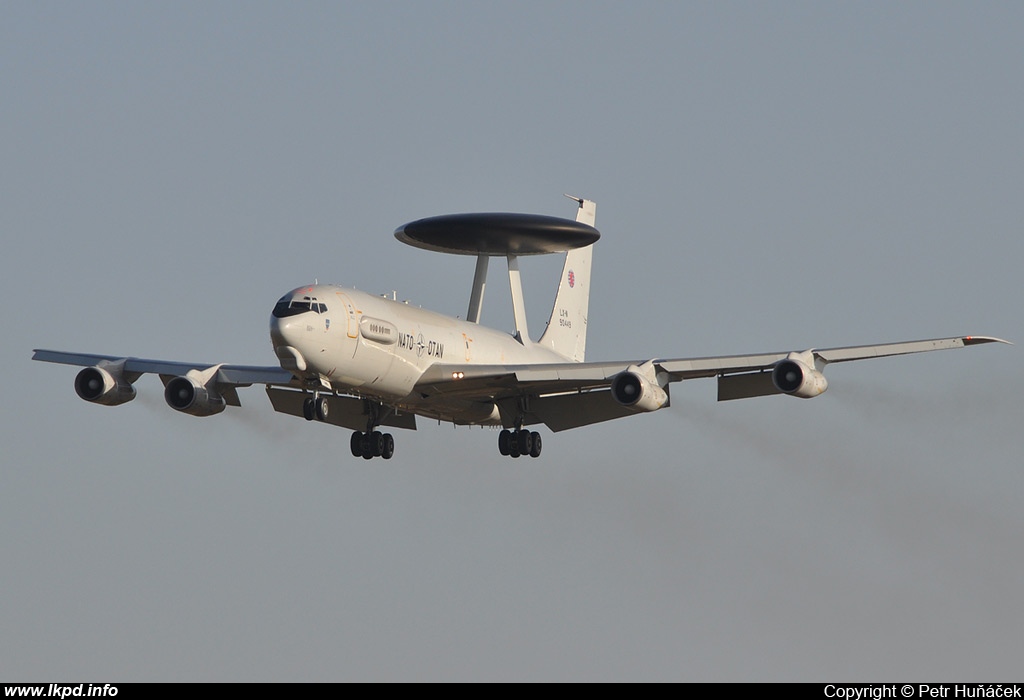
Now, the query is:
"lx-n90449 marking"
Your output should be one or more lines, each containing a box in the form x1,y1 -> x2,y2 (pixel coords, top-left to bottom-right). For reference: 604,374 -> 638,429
33,196 -> 1009,460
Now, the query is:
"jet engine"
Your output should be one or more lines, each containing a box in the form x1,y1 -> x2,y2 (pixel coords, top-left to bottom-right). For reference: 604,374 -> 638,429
164,376 -> 226,416
75,366 -> 136,406
772,353 -> 828,398
610,364 -> 669,412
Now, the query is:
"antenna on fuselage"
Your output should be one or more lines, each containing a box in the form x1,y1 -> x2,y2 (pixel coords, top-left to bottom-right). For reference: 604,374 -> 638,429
392,199 -> 600,346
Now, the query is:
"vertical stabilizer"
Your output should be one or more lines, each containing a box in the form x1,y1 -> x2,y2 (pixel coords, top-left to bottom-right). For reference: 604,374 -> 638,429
538,197 -> 596,362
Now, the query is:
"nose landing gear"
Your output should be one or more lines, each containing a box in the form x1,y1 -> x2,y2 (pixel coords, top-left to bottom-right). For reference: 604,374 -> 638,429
302,394 -> 330,422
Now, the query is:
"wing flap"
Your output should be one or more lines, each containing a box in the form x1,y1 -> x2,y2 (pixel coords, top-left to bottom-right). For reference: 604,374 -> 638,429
528,390 -> 640,432
657,353 -> 789,380
717,371 -> 780,401
265,388 -> 417,431
415,361 -> 631,400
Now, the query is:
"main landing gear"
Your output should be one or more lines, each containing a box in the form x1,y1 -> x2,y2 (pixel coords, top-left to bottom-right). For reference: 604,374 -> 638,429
350,430 -> 395,460
498,429 -> 542,459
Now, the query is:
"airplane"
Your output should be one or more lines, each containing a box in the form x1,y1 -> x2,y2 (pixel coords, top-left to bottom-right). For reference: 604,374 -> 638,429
33,195 -> 1009,460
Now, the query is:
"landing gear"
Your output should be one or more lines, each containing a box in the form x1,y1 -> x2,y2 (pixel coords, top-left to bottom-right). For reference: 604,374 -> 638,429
302,394 -> 330,422
498,429 -> 542,459
305,394 -> 396,460
350,430 -> 395,460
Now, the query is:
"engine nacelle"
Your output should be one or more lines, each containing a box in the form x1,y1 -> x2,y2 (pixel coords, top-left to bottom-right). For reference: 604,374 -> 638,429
75,366 -> 136,406
164,376 -> 226,416
610,365 -> 669,412
772,355 -> 828,398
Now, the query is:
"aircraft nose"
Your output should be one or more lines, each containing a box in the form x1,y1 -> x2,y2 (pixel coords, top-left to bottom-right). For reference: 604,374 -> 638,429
269,313 -> 310,373
269,314 -> 303,347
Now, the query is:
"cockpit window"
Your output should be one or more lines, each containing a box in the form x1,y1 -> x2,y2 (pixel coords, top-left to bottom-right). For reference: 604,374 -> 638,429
273,300 -> 303,317
272,298 -> 328,318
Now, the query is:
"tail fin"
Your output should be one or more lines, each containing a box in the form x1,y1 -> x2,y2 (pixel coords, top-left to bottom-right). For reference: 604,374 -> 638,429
538,196 -> 596,362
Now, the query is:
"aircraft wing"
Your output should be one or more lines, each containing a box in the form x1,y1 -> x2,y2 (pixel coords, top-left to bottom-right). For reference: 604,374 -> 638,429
414,335 -> 1009,431
34,336 -> 1008,431
32,349 -> 295,406
655,335 -> 1008,378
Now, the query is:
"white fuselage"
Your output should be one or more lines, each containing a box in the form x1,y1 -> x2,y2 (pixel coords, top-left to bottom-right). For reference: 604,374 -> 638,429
269,284 -> 567,411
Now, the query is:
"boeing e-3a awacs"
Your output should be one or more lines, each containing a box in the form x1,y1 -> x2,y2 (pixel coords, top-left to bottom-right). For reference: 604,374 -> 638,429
33,196 -> 1009,460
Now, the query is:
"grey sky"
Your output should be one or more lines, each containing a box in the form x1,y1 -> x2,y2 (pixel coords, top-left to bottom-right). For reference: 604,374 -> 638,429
2,1 -> 1021,681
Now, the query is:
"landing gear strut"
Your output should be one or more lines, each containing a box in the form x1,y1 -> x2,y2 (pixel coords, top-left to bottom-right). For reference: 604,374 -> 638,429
498,428 -> 542,459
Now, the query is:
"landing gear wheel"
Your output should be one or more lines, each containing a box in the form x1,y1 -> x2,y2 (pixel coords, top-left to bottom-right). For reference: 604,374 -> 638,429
370,431 -> 384,457
381,433 -> 395,460
518,429 -> 533,457
509,432 -> 521,459
302,397 -> 315,421
498,430 -> 511,456
359,433 -> 372,459
529,431 -> 542,458
350,431 -> 363,457
315,395 -> 329,421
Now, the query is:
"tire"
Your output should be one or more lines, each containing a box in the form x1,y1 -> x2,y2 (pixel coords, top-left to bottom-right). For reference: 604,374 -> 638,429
518,429 -> 533,456
381,433 -> 395,460
498,430 -> 510,456
529,432 -> 542,458
315,395 -> 329,421
371,431 -> 384,457
350,431 -> 363,457
302,397 -> 315,421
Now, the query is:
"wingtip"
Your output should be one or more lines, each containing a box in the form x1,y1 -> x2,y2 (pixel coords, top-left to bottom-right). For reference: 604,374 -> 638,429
963,335 -> 1013,346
